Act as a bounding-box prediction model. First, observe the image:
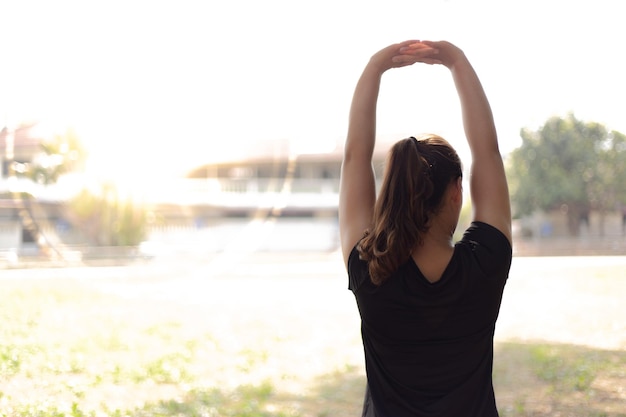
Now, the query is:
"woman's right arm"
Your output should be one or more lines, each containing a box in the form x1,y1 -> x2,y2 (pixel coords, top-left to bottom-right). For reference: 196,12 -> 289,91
422,41 -> 512,243
339,41 -> 440,267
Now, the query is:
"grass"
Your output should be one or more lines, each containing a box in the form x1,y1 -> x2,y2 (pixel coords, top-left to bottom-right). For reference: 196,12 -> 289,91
494,342 -> 626,416
1,256 -> 625,416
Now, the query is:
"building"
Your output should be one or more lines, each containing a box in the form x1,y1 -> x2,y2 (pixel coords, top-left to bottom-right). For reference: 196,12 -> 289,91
0,123 -> 52,262
179,137 -> 390,219
5,130 -> 623,263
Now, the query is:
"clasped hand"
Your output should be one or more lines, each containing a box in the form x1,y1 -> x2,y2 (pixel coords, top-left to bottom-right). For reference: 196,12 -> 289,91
369,40 -> 464,72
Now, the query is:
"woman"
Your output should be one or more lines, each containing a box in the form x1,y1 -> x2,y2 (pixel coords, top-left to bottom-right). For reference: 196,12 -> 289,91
338,40 -> 513,416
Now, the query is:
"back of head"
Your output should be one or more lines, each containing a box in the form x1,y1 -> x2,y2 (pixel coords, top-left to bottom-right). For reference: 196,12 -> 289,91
357,134 -> 462,284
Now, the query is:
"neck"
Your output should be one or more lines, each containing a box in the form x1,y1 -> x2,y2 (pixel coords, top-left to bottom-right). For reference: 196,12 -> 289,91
420,217 -> 456,249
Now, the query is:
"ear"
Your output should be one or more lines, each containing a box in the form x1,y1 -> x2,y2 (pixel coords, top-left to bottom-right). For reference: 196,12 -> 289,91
450,177 -> 463,204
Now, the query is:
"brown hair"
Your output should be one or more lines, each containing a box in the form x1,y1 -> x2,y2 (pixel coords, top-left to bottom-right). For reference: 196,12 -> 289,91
357,134 -> 462,285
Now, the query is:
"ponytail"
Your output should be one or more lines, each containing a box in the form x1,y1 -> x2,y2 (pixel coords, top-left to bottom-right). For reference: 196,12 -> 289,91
357,135 -> 462,285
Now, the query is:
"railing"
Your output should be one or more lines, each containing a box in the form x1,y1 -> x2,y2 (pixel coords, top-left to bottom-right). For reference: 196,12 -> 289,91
190,178 -> 340,194
1,176 -> 380,210
138,178 -> 345,208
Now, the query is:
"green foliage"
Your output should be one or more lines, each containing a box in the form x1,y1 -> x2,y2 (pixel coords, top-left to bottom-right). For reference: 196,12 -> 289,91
67,183 -> 147,246
0,402 -> 96,417
507,113 -> 626,234
134,352 -> 193,384
0,344 -> 22,377
530,345 -> 597,391
28,128 -> 87,185
133,382 -> 297,417
494,342 -> 626,416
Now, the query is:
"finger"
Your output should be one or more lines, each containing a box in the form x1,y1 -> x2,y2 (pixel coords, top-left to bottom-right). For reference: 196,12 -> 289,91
392,54 -> 442,66
391,57 -> 421,67
391,55 -> 415,64
399,46 -> 439,56
393,53 -> 429,62
397,39 -> 421,48
392,49 -> 438,63
420,40 -> 439,48
392,40 -> 421,55
400,41 -> 435,49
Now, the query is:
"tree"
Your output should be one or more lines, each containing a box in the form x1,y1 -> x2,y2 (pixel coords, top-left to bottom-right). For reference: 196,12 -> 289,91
507,113 -> 626,236
10,124 -> 148,248
28,128 -> 87,184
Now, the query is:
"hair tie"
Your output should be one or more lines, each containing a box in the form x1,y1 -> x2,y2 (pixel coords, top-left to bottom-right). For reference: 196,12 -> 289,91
410,136 -> 434,172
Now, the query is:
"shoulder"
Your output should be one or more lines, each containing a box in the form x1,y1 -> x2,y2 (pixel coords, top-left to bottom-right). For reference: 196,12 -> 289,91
460,221 -> 511,246
456,221 -> 512,276
347,244 -> 371,293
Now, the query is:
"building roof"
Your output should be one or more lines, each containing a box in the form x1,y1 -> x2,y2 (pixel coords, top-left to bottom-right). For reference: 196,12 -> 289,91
185,135 -> 403,177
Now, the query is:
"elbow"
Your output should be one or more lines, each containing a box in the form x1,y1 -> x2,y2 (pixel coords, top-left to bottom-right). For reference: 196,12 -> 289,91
343,142 -> 374,165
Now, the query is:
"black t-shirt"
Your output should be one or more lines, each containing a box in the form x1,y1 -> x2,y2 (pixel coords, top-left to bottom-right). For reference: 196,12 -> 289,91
348,222 -> 512,417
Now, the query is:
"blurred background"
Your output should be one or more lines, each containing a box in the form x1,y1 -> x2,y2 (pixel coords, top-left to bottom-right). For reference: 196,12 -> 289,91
1,0 -> 625,263
1,1 -> 625,416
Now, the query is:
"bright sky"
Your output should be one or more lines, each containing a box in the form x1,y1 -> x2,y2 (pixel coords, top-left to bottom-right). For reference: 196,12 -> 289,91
1,0 -> 624,183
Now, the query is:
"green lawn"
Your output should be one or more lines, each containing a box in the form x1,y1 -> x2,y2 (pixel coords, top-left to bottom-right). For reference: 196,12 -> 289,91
1,256 -> 625,416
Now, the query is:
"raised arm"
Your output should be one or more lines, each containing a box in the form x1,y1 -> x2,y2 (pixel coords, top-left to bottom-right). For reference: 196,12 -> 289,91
339,41 -> 440,267
421,41 -> 512,243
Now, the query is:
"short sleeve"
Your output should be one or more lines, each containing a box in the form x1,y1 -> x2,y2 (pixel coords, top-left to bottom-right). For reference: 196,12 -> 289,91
458,221 -> 512,279
347,245 -> 369,293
